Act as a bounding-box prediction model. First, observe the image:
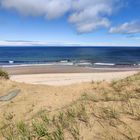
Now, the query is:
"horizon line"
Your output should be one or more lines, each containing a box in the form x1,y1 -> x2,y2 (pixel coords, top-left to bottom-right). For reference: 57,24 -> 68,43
0,40 -> 140,47
0,45 -> 140,47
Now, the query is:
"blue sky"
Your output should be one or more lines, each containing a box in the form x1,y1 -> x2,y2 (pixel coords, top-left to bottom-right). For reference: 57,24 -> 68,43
0,0 -> 140,46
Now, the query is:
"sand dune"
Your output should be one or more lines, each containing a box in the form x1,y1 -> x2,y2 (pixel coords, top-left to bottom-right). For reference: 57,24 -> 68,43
1,72 -> 140,140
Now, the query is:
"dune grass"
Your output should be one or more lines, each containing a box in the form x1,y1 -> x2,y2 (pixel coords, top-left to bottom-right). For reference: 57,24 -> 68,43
0,72 -> 140,139
0,69 -> 9,79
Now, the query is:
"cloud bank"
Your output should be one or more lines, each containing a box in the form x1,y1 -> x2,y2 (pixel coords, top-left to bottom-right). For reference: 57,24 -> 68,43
0,0 -> 121,33
0,40 -> 137,47
109,21 -> 140,34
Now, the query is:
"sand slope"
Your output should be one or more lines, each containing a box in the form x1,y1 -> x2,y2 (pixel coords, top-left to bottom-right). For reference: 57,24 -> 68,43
0,80 -> 91,121
0,72 -> 140,140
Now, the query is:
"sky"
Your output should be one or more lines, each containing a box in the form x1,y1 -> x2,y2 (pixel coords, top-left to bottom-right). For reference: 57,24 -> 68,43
0,0 -> 140,46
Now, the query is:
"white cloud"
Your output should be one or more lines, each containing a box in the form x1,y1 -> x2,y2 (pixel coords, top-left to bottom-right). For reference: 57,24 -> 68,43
0,0 -> 71,19
69,0 -> 116,33
109,21 -> 140,34
0,0 -> 121,33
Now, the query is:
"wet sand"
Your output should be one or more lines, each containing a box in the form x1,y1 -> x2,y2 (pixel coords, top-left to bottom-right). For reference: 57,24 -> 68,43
2,65 -> 140,75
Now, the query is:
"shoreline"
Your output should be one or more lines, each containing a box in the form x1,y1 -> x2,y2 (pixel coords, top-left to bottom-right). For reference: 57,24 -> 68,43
1,65 -> 139,86
1,65 -> 140,75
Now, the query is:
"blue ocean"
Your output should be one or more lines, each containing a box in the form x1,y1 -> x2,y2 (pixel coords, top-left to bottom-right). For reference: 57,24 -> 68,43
0,46 -> 140,67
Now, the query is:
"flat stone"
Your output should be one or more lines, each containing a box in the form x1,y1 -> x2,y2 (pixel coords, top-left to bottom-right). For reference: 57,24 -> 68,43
0,89 -> 21,101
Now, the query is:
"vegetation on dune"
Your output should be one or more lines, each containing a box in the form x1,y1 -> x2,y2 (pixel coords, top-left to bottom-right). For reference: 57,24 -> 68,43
0,69 -> 9,79
1,72 -> 140,139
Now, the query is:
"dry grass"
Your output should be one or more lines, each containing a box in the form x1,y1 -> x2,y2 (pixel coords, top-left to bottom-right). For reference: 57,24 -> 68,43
0,72 -> 140,139
0,69 -> 9,80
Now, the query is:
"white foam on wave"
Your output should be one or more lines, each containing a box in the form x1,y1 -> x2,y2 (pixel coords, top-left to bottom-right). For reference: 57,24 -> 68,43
94,63 -> 115,66
9,61 -> 14,64
1,62 -> 74,68
60,60 -> 69,63
75,62 -> 92,66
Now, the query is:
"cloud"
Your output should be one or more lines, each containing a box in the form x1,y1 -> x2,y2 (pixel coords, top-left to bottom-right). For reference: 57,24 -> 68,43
0,0 -> 121,33
0,0 -> 71,19
109,21 -> 140,34
69,0 -> 114,33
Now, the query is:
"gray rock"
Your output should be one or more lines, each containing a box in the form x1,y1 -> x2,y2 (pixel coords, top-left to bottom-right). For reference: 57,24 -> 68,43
0,89 -> 21,101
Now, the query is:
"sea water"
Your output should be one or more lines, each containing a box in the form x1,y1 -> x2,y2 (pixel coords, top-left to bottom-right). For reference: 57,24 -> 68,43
0,46 -> 140,67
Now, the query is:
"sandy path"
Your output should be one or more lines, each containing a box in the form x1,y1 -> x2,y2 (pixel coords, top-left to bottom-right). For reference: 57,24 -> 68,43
11,71 -> 137,86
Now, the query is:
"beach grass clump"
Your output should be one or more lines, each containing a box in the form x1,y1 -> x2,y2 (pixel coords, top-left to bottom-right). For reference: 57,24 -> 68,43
0,69 -> 9,79
0,105 -> 79,139
100,106 -> 120,120
0,100 -> 90,140
16,121 -> 31,139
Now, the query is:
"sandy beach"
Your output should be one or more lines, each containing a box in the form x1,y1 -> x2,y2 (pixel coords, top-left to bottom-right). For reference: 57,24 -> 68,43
0,71 -> 140,140
4,65 -> 137,85
0,66 -> 140,139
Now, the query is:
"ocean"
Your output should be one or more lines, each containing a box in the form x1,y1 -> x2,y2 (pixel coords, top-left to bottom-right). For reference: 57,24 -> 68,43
0,46 -> 140,67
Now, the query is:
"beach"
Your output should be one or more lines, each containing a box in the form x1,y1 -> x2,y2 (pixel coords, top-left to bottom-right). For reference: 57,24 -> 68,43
1,65 -> 138,85
1,46 -> 140,86
0,65 -> 140,139
0,69 -> 140,139
11,71 -> 137,85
